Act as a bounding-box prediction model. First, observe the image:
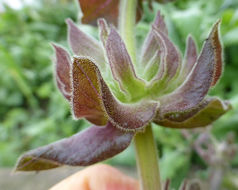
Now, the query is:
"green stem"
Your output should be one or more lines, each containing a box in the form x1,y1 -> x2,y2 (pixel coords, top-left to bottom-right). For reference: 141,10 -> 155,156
134,124 -> 162,190
118,1 -> 162,188
119,0 -> 137,65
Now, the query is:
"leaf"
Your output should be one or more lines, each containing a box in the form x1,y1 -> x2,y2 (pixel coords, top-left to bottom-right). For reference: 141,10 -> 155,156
157,21 -> 222,115
154,97 -> 232,129
152,11 -> 168,35
78,0 -> 119,26
15,122 -> 134,171
66,19 -> 106,70
73,57 -> 158,131
100,76 -> 159,131
147,27 -> 181,97
77,0 -> 143,26
152,28 -> 181,82
160,35 -> 198,94
179,35 -> 197,82
52,44 -> 71,100
106,28 -> 146,100
145,33 -> 167,82
97,18 -> 109,47
143,51 -> 161,81
210,20 -> 223,87
140,11 -> 168,68
72,57 -> 108,126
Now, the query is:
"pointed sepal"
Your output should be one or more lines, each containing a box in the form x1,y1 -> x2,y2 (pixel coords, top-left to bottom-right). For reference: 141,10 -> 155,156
140,11 -> 168,68
52,44 -> 72,100
152,28 -> 181,82
158,21 -> 223,115
73,57 -> 158,131
66,19 -> 106,70
106,28 -> 146,99
72,57 -> 108,125
210,20 -> 223,87
179,35 -> 198,82
98,18 -> 110,47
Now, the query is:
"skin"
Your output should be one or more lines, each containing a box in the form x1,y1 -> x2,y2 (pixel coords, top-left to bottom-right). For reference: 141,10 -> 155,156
50,164 -> 139,190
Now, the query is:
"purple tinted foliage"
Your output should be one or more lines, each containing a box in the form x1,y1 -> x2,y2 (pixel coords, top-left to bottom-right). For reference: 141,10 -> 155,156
15,122 -> 133,171
15,10 -> 230,171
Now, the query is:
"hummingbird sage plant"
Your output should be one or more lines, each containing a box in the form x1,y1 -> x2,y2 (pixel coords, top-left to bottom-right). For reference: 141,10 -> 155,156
15,0 -> 231,189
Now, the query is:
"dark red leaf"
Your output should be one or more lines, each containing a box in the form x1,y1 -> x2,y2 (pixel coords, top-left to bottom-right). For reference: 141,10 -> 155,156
157,21 -> 222,115
99,75 -> 158,131
73,57 -> 158,131
72,57 -> 108,126
66,19 -> 106,70
52,44 -> 72,100
98,18 -> 109,47
106,28 -> 146,98
78,0 -> 119,26
140,11 -> 168,68
15,122 -> 134,171
179,35 -> 197,82
154,97 -> 231,129
78,0 -> 143,26
210,21 -> 223,86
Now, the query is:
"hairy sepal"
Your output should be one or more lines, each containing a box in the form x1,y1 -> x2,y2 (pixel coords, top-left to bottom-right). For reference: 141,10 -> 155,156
157,21 -> 222,115
98,18 -> 110,47
178,35 -> 198,83
147,28 -> 181,97
162,35 -> 197,94
143,52 -> 160,81
73,57 -> 158,131
72,57 -> 108,126
106,28 -> 146,101
152,28 -> 181,82
210,20 -> 223,87
66,19 -> 106,70
154,97 -> 232,129
140,11 -> 168,68
15,122 -> 134,171
100,74 -> 159,131
52,44 -> 72,100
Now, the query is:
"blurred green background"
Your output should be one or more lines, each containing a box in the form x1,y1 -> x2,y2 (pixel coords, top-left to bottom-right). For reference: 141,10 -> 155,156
0,0 -> 238,189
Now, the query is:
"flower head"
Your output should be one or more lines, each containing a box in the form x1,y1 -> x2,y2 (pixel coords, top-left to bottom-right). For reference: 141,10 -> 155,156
15,11 -> 231,171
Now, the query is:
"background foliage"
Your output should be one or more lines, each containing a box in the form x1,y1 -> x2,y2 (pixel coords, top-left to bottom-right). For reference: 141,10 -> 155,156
0,0 -> 238,189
